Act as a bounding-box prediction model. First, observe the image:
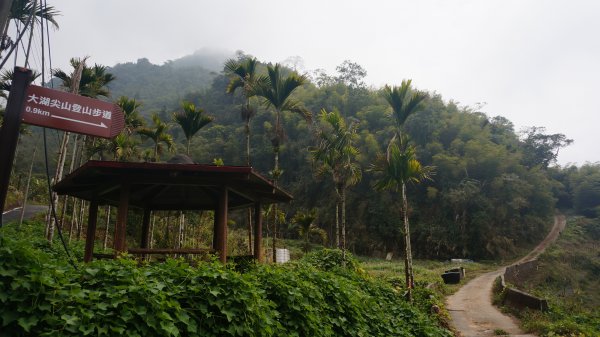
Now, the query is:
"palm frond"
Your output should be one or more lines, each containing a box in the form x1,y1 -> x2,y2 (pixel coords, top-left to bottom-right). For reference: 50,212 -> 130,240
382,79 -> 426,129
116,96 -> 144,133
172,101 -> 213,141
371,137 -> 435,191
10,0 -> 60,28
311,109 -> 362,187
226,76 -> 244,94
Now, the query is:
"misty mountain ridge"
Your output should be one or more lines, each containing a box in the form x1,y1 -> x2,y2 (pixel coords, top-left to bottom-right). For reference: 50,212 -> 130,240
106,48 -> 233,112
167,47 -> 232,71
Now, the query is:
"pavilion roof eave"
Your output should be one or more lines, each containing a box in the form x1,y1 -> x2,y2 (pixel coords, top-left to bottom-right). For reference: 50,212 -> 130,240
53,160 -> 293,210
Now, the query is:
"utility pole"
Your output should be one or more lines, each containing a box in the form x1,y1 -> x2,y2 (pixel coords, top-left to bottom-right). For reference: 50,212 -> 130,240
0,67 -> 31,225
0,0 -> 13,41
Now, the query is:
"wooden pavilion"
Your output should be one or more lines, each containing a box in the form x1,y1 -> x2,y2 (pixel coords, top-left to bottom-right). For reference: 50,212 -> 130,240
52,160 -> 293,263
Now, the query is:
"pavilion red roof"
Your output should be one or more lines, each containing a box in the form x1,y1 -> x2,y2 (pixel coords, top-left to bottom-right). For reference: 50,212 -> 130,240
53,160 -> 293,210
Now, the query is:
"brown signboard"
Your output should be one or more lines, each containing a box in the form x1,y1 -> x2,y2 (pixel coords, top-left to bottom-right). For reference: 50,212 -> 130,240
21,85 -> 125,138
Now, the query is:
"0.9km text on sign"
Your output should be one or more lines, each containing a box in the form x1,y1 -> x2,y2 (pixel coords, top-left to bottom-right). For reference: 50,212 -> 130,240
21,85 -> 124,139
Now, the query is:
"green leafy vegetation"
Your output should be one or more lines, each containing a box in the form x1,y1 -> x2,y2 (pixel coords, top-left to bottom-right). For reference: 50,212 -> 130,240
508,217 -> 600,336
493,328 -> 508,336
0,222 -> 452,336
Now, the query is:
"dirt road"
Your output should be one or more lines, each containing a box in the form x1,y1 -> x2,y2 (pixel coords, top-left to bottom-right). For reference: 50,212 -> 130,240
446,215 -> 566,337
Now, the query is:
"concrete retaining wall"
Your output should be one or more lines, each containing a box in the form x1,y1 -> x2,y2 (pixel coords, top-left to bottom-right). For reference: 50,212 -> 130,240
498,269 -> 548,312
504,260 -> 538,287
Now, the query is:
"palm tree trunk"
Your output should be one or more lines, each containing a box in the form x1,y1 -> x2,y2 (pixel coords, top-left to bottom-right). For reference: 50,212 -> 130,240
58,195 -> 69,230
335,202 -> 340,248
272,204 -> 278,263
166,213 -> 171,247
103,206 -> 110,250
274,147 -> 279,178
77,201 -> 86,240
402,183 -> 414,301
245,118 -> 251,166
18,146 -> 36,228
46,60 -> 85,242
244,102 -> 252,259
60,134 -> 80,231
272,144 -> 280,263
186,139 -> 190,155
245,117 -> 253,253
68,198 -> 79,242
341,186 -> 347,259
46,131 -> 70,242
177,211 -> 185,249
150,213 -> 156,249
247,208 -> 252,254
10,133 -> 20,179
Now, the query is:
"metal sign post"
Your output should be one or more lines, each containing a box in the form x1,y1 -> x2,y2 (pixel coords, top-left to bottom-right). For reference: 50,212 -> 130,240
0,67 -> 32,224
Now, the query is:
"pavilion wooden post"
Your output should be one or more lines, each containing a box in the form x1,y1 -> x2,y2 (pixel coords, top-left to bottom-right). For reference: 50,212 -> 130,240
214,186 -> 228,263
253,202 -> 263,262
114,183 -> 131,254
83,200 -> 99,262
141,208 -> 151,249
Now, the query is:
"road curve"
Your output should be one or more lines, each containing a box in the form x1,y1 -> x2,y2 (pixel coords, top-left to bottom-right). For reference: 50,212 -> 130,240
1,205 -> 48,225
446,215 -> 566,337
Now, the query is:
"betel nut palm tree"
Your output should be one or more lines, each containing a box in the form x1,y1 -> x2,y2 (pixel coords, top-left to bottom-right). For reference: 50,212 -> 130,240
90,96 -> 144,161
137,113 -> 174,162
0,0 -> 59,66
116,96 -> 144,136
371,135 -> 434,301
382,79 -> 427,138
311,109 -> 361,252
224,57 -> 262,253
254,63 -> 311,181
172,101 -> 213,155
224,57 -> 261,166
53,58 -> 115,99
254,63 -> 311,261
4,0 -> 59,32
374,80 -> 433,298
291,209 -> 327,253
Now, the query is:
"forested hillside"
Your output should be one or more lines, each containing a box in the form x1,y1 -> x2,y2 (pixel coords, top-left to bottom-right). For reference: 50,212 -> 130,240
104,49 -> 228,112
5,50 -> 594,260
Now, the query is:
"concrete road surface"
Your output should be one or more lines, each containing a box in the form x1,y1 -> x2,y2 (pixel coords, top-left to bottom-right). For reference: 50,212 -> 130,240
446,215 -> 565,337
1,205 -> 48,225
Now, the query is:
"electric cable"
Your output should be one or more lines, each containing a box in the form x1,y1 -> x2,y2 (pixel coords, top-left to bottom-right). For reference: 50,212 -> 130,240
13,23 -> 20,67
44,0 -> 53,87
0,7 -> 34,70
38,0 -> 78,269
24,0 -> 37,67
43,128 -> 78,269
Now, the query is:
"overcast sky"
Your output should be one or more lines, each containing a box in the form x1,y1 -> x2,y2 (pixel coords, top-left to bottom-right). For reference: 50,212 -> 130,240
35,0 -> 600,165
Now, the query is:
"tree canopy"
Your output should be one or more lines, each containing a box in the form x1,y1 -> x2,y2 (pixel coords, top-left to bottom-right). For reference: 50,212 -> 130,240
5,54 -> 578,260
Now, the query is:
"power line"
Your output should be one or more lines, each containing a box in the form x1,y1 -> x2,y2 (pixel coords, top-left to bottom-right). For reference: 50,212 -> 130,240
0,10 -> 33,70
37,0 -> 78,269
